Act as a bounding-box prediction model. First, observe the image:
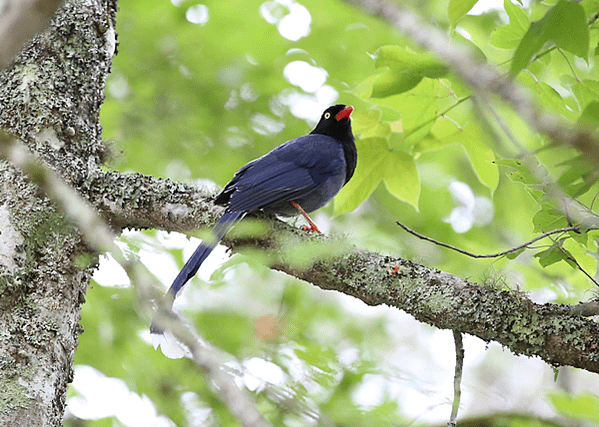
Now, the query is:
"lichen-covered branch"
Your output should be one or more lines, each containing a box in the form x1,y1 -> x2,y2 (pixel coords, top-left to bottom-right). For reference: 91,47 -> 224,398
83,168 -> 218,231
0,133 -> 274,427
0,1 -> 117,425
73,162 -> 599,374
219,218 -> 599,373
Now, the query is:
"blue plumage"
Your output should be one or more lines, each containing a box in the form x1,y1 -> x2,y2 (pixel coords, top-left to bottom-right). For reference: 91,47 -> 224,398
151,104 -> 355,333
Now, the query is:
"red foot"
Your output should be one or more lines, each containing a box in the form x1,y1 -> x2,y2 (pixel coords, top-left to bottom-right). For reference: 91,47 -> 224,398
290,201 -> 322,234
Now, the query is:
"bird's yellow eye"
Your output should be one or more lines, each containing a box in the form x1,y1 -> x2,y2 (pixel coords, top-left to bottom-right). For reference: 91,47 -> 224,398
324,112 -> 331,119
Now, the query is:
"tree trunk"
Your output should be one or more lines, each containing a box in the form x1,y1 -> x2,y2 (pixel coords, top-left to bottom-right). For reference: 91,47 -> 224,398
0,0 -> 117,425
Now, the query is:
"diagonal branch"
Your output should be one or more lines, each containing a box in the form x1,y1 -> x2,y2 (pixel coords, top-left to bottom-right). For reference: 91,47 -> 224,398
258,237 -> 599,373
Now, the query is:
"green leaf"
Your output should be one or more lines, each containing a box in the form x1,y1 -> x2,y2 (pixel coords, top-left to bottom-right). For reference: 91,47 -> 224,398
448,0 -> 479,24
372,72 -> 423,98
505,247 -> 525,259
549,392 -> 599,423
334,137 -> 420,214
564,238 -> 597,277
517,71 -> 577,121
453,124 -> 499,193
582,0 -> 599,16
351,108 -> 392,138
371,46 -> 448,98
494,159 -> 543,186
511,0 -> 589,75
382,150 -> 420,207
491,0 -> 529,49
532,205 -> 569,233
373,46 -> 448,78
399,78 -> 441,142
579,101 -> 599,130
504,0 -> 530,31
556,155 -> 599,197
573,80 -> 599,110
534,239 -> 575,268
414,124 -> 498,192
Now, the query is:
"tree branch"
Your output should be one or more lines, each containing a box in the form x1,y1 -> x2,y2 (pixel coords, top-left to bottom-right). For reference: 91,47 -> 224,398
261,239 -> 599,373
448,331 -> 463,427
85,170 -> 599,373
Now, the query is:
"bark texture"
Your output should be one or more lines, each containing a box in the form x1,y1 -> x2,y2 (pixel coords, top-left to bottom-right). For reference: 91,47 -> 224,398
0,0 -> 117,425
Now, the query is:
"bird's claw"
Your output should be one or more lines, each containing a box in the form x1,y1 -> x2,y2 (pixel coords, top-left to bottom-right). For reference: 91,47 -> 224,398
303,223 -> 322,234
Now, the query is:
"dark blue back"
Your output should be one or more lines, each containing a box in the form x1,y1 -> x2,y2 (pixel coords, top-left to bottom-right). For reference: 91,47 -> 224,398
223,134 -> 346,215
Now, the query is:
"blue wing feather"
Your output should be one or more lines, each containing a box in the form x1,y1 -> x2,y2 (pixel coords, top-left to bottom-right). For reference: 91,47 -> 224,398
223,134 -> 346,214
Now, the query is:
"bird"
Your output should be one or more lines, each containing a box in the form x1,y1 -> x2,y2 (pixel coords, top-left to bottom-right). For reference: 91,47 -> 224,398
151,104 -> 356,333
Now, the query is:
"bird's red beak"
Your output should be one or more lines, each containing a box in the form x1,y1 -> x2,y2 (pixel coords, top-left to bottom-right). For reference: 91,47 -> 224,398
335,105 -> 353,121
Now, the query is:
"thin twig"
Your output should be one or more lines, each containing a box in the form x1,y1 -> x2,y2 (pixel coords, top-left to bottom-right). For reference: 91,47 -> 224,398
448,331 -> 463,427
396,220 -> 595,259
556,243 -> 599,288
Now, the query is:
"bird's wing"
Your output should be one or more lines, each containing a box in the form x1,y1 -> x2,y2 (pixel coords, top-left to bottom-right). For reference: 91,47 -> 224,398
224,134 -> 346,213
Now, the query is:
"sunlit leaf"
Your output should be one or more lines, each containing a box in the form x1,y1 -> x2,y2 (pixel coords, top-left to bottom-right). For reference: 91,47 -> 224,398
549,392 -> 599,423
578,101 -> 599,130
534,239 -> 575,268
399,79 -> 441,142
491,0 -> 529,49
453,124 -> 499,192
506,247 -> 526,259
511,0 -> 589,75
334,137 -> 420,213
448,0 -> 479,24
414,124 -> 498,192
517,72 -> 577,120
563,238 -> 597,277
532,205 -> 569,233
370,46 -> 448,97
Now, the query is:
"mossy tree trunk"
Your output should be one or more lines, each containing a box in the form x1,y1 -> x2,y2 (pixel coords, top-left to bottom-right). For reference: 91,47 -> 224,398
0,1 -> 117,425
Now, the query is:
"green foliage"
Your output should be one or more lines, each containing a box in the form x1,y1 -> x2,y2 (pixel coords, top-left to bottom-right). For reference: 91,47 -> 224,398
448,0 -> 480,24
549,392 -> 599,424
491,0 -> 529,49
510,0 -> 589,75
370,46 -> 448,97
335,136 -> 420,213
77,0 -> 599,424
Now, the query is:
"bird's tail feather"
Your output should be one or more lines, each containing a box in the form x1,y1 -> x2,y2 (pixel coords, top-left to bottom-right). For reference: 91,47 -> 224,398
151,210 -> 245,334
166,210 -> 244,300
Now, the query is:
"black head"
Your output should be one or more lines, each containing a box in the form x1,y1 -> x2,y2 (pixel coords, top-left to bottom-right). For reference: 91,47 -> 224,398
310,104 -> 355,143
310,104 -> 357,185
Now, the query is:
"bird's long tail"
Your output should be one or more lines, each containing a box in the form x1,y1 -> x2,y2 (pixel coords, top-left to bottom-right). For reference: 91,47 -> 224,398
151,210 -> 244,333
167,210 -> 244,299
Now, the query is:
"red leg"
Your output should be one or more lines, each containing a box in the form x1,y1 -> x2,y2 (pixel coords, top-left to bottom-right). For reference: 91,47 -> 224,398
290,201 -> 322,234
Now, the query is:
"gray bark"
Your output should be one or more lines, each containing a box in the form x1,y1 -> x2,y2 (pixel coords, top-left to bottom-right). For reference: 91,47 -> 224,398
0,0 -> 116,425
